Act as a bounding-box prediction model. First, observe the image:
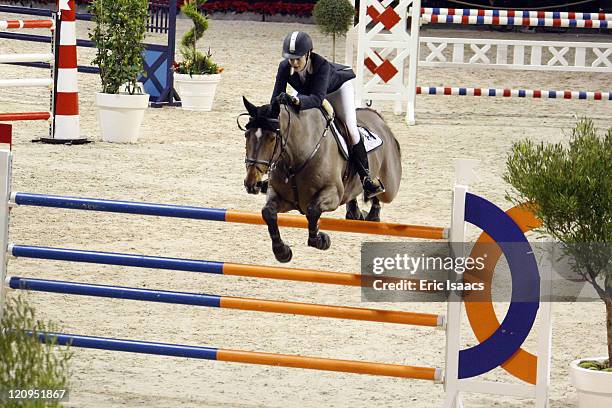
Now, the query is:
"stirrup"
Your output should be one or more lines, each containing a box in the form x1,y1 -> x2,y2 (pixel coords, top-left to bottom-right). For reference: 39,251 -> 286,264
363,177 -> 385,199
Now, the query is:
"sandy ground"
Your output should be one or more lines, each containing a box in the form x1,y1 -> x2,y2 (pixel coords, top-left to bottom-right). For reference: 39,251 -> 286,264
1,14 -> 611,408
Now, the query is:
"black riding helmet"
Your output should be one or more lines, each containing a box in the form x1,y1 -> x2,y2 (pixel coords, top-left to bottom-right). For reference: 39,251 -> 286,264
282,31 -> 313,59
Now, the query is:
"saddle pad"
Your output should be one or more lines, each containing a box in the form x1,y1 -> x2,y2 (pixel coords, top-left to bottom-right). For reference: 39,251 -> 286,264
330,122 -> 384,159
361,127 -> 384,152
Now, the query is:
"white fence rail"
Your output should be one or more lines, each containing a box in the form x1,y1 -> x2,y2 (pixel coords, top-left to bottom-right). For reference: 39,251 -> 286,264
419,38 -> 612,73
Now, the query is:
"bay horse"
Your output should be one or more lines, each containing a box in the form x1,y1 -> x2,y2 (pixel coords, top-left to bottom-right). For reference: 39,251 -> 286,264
240,96 -> 402,263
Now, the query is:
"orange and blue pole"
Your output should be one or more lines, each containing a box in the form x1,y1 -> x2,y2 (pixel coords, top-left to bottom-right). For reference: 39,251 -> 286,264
30,332 -> 441,380
9,277 -> 443,327
10,244 -> 365,286
12,193 -> 448,240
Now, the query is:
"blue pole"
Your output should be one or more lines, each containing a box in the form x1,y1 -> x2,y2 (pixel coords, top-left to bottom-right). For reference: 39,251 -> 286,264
13,192 -> 227,221
31,331 -> 219,360
10,277 -> 221,307
11,245 -> 224,274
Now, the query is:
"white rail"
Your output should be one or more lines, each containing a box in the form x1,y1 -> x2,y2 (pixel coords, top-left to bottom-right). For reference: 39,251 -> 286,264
0,78 -> 53,88
420,38 -> 612,73
0,53 -> 55,64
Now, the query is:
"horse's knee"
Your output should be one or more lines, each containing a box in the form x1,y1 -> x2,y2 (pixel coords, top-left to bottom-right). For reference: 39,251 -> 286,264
262,206 -> 277,223
306,203 -> 321,220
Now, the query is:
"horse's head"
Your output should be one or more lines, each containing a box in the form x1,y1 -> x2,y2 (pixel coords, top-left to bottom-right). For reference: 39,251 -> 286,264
240,97 -> 280,194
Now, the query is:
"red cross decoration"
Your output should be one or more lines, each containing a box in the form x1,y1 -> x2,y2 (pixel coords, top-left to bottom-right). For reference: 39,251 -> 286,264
366,4 -> 401,30
364,52 -> 398,83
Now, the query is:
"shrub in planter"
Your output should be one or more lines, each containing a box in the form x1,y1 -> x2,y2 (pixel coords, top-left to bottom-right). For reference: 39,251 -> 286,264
173,0 -> 223,111
504,118 -> 612,407
89,0 -> 150,142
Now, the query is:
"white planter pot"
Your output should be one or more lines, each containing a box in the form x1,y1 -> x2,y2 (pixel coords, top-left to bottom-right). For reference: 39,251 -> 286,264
174,73 -> 221,111
570,357 -> 612,408
95,92 -> 149,143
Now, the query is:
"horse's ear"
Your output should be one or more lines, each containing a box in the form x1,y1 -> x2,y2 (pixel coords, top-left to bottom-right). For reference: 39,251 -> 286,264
242,96 -> 258,117
268,100 -> 280,118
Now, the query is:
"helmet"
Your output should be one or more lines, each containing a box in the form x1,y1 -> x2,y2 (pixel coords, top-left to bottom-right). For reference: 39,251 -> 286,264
282,31 -> 313,59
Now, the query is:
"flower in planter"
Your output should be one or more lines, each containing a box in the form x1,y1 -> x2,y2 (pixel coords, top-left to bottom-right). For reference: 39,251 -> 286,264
173,47 -> 224,75
175,0 -> 223,76
202,0 -> 315,17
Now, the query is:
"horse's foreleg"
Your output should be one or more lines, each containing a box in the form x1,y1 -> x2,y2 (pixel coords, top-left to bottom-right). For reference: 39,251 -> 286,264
306,190 -> 340,251
262,195 -> 293,263
366,196 -> 381,222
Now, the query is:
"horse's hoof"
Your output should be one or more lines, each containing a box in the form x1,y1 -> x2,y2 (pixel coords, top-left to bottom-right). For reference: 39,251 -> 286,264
346,209 -> 367,221
308,232 -> 331,250
273,244 -> 292,263
366,212 -> 380,222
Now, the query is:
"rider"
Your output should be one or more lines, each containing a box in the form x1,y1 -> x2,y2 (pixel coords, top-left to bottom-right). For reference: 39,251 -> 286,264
271,31 -> 385,199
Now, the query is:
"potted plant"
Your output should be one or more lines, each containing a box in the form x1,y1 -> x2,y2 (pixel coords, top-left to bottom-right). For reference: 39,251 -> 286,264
173,0 -> 223,111
313,0 -> 355,62
505,119 -> 612,407
89,0 -> 150,143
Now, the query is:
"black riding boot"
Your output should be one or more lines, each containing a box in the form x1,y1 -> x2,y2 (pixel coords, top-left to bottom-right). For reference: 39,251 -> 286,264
352,139 -> 385,199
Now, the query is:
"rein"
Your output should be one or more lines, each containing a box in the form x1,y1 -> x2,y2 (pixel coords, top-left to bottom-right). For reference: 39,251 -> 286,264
239,103 -> 332,212
273,103 -> 331,212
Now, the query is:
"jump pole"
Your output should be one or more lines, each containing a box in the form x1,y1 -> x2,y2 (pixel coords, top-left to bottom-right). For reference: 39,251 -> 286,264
421,8 -> 612,21
9,244 -> 424,288
0,112 -> 52,121
10,193 -> 448,239
0,19 -> 54,29
8,277 -> 443,327
421,14 -> 611,28
29,332 -> 441,380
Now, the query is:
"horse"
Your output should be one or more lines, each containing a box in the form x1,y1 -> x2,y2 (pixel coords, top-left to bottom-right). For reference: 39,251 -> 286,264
240,96 -> 402,263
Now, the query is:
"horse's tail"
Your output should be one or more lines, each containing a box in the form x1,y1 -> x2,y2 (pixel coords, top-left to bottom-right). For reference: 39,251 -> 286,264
359,108 -> 402,204
393,135 -> 401,159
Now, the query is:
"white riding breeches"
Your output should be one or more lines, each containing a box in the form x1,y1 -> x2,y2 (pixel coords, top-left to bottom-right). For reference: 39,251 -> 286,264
326,79 -> 361,146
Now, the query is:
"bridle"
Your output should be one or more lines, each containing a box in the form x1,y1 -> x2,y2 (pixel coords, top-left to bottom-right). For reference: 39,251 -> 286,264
237,113 -> 282,173
237,103 -> 331,210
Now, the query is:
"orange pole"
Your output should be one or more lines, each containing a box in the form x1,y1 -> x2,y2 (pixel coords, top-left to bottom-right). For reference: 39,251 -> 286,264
223,263 -> 429,291
0,112 -> 51,121
218,349 -> 440,380
221,297 -> 442,327
226,210 -> 448,240
223,262 -> 363,286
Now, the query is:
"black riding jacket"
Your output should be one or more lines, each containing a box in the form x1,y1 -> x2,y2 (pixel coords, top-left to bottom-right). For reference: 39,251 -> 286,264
270,52 -> 356,110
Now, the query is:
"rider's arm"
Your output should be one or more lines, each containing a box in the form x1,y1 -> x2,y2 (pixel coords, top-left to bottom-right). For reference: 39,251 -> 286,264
270,61 -> 290,104
296,59 -> 330,110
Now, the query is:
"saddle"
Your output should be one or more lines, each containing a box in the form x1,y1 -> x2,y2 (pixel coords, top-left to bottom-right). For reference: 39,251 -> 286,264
320,100 -> 383,161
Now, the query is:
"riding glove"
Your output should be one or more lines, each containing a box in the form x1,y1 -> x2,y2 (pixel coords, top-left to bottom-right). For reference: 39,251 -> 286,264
277,92 -> 300,106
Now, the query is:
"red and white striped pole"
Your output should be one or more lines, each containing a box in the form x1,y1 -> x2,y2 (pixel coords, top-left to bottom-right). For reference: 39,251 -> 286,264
45,0 -> 88,144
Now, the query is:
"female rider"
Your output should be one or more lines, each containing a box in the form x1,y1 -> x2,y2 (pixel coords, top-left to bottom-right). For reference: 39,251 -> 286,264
271,31 -> 385,199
